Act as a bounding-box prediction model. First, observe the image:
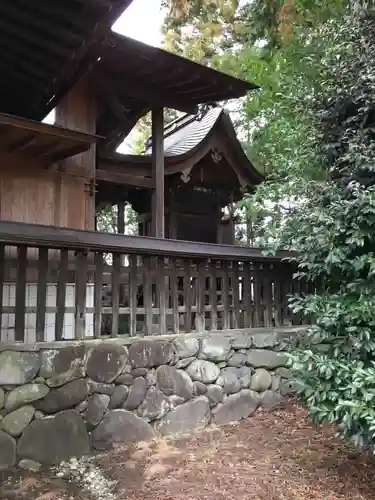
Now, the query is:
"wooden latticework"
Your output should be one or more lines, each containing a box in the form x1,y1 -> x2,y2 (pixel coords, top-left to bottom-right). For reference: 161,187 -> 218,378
0,221 -> 314,343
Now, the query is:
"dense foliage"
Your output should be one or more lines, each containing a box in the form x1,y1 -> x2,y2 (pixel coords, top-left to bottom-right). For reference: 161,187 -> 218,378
164,1 -> 349,241
269,10 -> 375,450
166,1 -> 375,451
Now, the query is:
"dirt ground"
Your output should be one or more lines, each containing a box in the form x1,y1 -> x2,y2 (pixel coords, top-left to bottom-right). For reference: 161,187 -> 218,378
2,400 -> 375,500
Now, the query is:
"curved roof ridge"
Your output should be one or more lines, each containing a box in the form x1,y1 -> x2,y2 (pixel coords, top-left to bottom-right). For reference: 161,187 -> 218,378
144,107 -> 224,157
98,106 -> 264,188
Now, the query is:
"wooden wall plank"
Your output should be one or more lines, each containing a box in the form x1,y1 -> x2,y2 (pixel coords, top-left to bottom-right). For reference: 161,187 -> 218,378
253,262 -> 262,327
242,261 -> 252,328
232,261 -> 241,329
129,254 -> 138,336
263,264 -> 274,328
111,253 -> 121,337
15,245 -> 27,341
183,260 -> 192,332
35,247 -> 48,342
55,79 -> 97,231
209,260 -> 218,331
222,260 -> 230,330
158,257 -> 167,335
143,256 -> 153,335
0,244 -> 4,334
55,249 -> 69,340
195,260 -> 205,332
0,154 -> 87,229
94,252 -> 104,338
171,258 -> 180,334
75,250 -> 88,339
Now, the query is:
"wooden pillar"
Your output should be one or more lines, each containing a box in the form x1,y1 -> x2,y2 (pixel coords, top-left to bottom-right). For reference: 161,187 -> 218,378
151,107 -> 164,238
117,201 -> 125,234
117,201 -> 126,301
246,208 -> 253,246
55,79 -> 97,231
229,200 -> 236,245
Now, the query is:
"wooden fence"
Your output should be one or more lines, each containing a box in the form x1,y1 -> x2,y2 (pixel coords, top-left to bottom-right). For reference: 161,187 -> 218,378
0,220 -> 311,343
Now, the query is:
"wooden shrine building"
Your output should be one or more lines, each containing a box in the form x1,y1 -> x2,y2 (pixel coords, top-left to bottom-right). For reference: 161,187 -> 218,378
0,21 -> 259,235
0,0 -> 305,343
97,107 -> 264,244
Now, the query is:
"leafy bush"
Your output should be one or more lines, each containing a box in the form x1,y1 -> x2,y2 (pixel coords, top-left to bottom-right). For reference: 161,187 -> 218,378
280,10 -> 375,450
288,183 -> 375,449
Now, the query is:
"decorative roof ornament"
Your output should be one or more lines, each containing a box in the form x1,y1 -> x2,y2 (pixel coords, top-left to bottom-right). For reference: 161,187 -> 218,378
180,166 -> 193,183
196,103 -> 217,121
211,149 -> 222,164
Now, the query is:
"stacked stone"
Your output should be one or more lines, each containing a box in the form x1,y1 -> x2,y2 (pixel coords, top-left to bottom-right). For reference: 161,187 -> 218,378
0,331 -> 294,470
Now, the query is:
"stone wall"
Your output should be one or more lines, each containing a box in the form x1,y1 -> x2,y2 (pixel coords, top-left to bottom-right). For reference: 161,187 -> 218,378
0,328 -> 302,470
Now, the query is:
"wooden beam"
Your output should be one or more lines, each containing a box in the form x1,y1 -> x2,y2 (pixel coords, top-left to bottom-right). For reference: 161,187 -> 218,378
55,80 -> 98,230
99,75 -> 198,115
96,167 -> 154,188
0,113 -> 100,144
0,219 -> 294,262
98,158 -> 151,178
75,0 -> 114,6
151,107 -> 165,238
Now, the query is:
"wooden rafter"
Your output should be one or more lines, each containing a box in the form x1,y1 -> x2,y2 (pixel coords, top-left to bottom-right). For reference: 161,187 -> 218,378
0,17 -> 70,57
0,38 -> 62,71
0,51 -> 53,83
99,106 -> 150,149
97,73 -> 198,116
99,79 -> 131,122
1,2 -> 83,43
0,0 -> 135,120
7,133 -> 37,153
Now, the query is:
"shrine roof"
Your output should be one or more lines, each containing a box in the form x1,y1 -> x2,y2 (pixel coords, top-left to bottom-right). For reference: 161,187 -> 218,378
0,2 -> 259,136
0,0 -> 133,120
99,107 -> 264,188
93,34 -> 259,146
144,108 -> 224,157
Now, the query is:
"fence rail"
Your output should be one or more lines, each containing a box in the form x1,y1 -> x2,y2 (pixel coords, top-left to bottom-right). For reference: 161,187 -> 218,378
0,221 -> 310,344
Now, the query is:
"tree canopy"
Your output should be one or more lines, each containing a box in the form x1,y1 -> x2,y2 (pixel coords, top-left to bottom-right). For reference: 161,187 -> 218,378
162,0 -> 375,451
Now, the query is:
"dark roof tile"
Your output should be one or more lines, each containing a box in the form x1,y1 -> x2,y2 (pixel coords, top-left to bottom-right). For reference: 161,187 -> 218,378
145,108 -> 223,157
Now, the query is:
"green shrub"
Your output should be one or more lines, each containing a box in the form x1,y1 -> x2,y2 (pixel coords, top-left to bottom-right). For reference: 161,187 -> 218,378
274,10 -> 375,450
